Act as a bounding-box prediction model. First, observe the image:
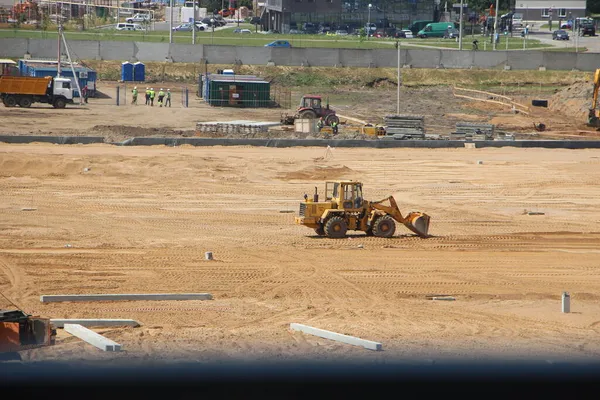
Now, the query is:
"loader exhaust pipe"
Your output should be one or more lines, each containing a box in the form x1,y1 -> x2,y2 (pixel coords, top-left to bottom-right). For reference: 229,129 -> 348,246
313,186 -> 319,203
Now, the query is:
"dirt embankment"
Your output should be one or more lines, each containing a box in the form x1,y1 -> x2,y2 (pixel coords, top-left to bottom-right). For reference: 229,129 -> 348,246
549,80 -> 594,123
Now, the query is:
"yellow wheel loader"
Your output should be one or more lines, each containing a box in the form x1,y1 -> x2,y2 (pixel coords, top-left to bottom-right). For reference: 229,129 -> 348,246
294,181 -> 431,239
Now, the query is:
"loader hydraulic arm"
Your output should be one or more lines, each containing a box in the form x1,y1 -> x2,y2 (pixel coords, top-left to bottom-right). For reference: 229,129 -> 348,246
589,69 -> 600,125
370,196 -> 431,237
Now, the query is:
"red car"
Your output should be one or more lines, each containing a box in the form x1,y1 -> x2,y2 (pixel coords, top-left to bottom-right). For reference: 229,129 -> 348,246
374,29 -> 386,38
218,8 -> 235,17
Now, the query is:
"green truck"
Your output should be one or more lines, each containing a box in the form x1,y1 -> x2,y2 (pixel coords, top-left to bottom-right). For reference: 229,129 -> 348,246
417,22 -> 459,38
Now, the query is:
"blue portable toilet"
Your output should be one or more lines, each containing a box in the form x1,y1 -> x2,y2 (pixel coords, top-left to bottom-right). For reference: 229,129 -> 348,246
133,62 -> 145,82
121,61 -> 133,82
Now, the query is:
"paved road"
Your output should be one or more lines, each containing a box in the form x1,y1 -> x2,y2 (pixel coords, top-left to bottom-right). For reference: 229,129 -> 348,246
528,26 -> 600,52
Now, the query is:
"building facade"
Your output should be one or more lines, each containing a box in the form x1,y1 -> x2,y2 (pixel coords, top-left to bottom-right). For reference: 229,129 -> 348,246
262,0 -> 438,33
514,1 -> 587,23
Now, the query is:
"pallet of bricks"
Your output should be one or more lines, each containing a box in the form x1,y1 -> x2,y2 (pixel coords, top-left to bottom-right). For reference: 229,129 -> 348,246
382,115 -> 425,140
450,122 -> 495,141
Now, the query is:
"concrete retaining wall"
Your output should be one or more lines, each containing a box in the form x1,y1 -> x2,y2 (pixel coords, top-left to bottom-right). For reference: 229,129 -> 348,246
2,38 -> 600,71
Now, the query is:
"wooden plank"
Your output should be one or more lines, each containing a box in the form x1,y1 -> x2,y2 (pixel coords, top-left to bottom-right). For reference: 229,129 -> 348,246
51,319 -> 141,328
290,323 -> 382,351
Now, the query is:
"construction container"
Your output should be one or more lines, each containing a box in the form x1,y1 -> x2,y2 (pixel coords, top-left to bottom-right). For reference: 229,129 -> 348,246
24,63 -> 97,98
121,61 -> 133,81
202,73 -> 271,108
133,62 -> 145,82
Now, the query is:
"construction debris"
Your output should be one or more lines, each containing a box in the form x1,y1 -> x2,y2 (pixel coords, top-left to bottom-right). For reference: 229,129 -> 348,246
451,122 -> 495,140
195,120 -> 280,137
51,319 -> 141,328
290,323 -> 382,351
64,324 -> 122,352
40,293 -> 213,303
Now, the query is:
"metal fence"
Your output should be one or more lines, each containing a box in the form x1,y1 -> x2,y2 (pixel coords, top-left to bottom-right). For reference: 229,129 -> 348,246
271,86 -> 291,109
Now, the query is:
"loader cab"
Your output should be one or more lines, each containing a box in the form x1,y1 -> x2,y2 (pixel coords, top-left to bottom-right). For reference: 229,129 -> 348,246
326,181 -> 363,209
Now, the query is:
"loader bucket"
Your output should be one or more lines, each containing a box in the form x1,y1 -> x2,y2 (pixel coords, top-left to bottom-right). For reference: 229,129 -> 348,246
403,212 -> 431,238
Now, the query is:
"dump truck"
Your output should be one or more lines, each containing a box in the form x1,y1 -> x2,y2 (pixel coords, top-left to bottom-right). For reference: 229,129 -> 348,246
0,309 -> 56,361
0,75 -> 74,109
295,180 -> 431,239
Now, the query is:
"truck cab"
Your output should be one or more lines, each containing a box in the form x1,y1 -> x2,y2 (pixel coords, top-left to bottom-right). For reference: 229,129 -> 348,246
51,77 -> 74,101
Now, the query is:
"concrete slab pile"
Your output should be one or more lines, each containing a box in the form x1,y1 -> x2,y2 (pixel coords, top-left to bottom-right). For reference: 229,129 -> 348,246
383,115 -> 425,140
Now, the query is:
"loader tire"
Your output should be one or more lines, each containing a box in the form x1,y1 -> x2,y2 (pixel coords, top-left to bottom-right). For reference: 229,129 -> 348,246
324,216 -> 347,239
314,226 -> 325,236
372,215 -> 396,238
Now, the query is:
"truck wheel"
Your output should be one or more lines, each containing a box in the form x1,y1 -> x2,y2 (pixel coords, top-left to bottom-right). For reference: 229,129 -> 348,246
372,215 -> 396,238
53,98 -> 66,109
325,115 -> 339,126
314,226 -> 325,236
4,96 -> 17,107
299,110 -> 317,119
324,216 -> 347,239
19,97 -> 32,108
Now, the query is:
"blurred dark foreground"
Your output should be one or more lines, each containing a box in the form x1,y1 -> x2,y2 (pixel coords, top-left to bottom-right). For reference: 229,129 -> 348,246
1,360 -> 600,398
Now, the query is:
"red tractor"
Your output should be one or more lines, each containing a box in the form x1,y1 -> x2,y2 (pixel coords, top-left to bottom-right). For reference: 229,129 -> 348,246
296,95 -> 339,126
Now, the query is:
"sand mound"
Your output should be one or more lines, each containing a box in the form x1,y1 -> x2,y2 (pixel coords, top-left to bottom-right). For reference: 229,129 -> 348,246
549,81 -> 594,122
278,165 -> 357,181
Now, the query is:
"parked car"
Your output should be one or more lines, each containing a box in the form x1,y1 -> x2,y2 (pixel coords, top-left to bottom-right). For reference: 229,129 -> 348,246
400,29 -> 414,38
233,28 -> 252,34
194,22 -> 208,31
552,29 -> 569,40
172,23 -> 198,32
116,22 -> 143,31
365,22 -> 377,34
334,29 -> 349,36
288,29 -> 303,34
560,21 -> 572,29
126,13 -> 150,24
580,23 -> 595,36
264,40 -> 291,48
443,27 -> 460,39
374,29 -> 386,38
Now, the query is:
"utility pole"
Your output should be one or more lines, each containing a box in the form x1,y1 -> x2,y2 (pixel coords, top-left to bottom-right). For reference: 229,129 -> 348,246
57,22 -> 62,77
397,40 -> 401,114
458,0 -> 464,50
192,0 -> 196,45
169,0 -> 173,44
493,0 -> 499,50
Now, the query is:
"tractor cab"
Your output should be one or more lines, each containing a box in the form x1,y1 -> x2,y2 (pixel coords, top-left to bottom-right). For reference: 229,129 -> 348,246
326,181 -> 364,209
300,95 -> 327,110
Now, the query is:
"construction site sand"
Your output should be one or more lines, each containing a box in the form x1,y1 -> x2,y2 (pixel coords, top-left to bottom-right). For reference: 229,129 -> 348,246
1,143 -> 600,363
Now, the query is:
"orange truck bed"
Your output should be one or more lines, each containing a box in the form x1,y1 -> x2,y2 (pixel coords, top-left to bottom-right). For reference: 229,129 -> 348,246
0,76 -> 52,96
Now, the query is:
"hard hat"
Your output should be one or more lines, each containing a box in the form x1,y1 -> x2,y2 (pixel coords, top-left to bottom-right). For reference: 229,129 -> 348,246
134,86 -> 137,89
160,88 -> 163,91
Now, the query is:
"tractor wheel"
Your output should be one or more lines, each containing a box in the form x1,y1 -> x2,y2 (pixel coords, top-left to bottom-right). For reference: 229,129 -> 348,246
325,114 -> 339,126
324,216 -> 347,239
4,95 -> 17,107
299,110 -> 317,119
19,96 -> 32,108
372,215 -> 396,238
314,226 -> 325,236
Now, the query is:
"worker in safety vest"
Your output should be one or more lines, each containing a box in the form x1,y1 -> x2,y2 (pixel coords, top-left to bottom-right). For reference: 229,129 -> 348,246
145,87 -> 150,105
158,88 -> 165,107
317,117 -> 324,131
331,120 -> 339,135
149,88 -> 155,106
132,86 -> 138,105
165,89 -> 171,107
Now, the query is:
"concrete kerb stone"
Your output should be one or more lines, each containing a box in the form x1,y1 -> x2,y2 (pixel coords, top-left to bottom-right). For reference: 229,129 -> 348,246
290,323 -> 383,351
64,324 -> 122,352
40,293 -> 213,303
51,319 -> 141,328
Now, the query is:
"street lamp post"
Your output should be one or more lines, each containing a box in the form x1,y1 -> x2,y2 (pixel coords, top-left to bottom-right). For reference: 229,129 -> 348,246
192,1 -> 196,45
211,18 -> 215,44
493,0 -> 499,50
367,4 -> 372,40
458,0 -> 464,50
169,0 -> 173,44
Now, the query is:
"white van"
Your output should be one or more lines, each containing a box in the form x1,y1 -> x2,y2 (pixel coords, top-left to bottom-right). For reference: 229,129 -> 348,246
116,23 -> 143,31
512,13 -> 523,28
